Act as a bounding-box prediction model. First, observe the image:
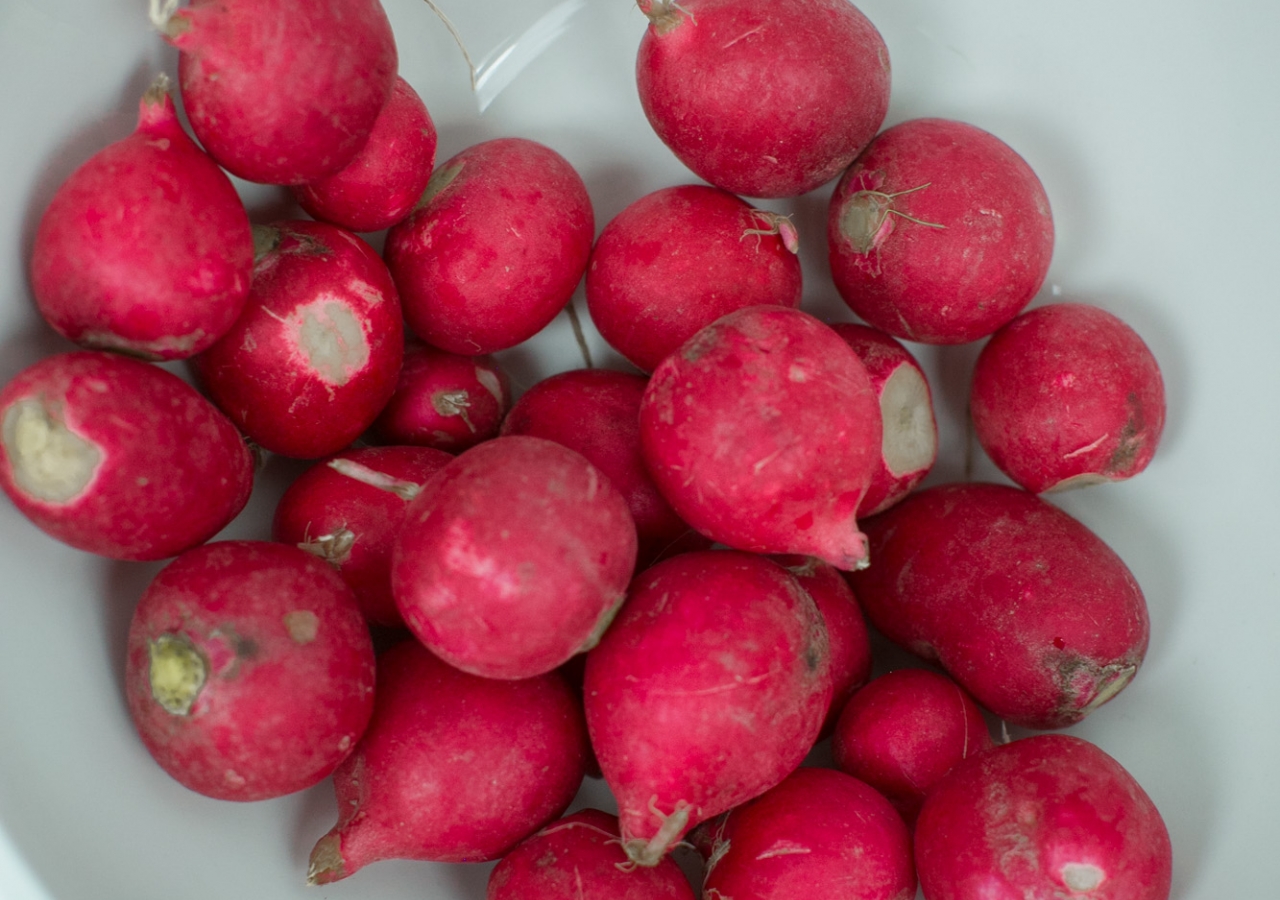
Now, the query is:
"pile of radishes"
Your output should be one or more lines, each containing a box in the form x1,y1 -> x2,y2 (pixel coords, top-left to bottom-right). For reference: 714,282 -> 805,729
0,0 -> 1175,897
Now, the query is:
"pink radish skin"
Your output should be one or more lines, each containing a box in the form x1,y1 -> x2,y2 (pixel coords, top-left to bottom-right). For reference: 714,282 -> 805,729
583,550 -> 832,866
124,540 -> 375,801
272,445 -> 453,626
828,118 -> 1055,344
585,184 -> 802,372
293,75 -> 438,233
697,767 -> 916,900
499,367 -> 711,567
385,137 -> 595,354
307,639 -> 589,881
487,808 -> 696,900
391,435 -> 638,680
915,734 -> 1173,900
635,0 -> 890,198
831,668 -> 994,824
369,337 -> 511,452
30,79 -> 253,360
639,305 -> 882,570
849,483 -> 1150,729
0,351 -> 252,561
192,220 -> 404,459
157,0 -> 398,185
830,322 -> 938,517
970,302 -> 1167,493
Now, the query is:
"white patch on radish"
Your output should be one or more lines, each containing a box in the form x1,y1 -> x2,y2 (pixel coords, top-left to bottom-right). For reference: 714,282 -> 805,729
1062,862 -> 1105,891
1043,472 -> 1114,493
147,633 -> 207,716
283,610 -> 320,644
475,366 -> 504,403
880,363 -> 936,476
2,399 -> 101,503
291,298 -> 370,385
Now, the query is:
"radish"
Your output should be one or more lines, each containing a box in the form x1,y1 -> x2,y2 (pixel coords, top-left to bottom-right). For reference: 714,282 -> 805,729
124,540 -> 375,801
307,638 -> 589,881
848,482 -> 1150,729
391,435 -> 638,679
915,734 -> 1173,900
384,137 -> 595,354
970,301 -> 1167,493
152,0 -> 398,185
30,76 -> 253,360
828,117 -> 1055,344
635,0 -> 891,198
696,767 -> 916,900
272,445 -> 453,626
831,667 -> 994,824
829,322 -> 938,517
0,351 -> 252,561
191,219 -> 404,459
582,549 -> 831,866
487,808 -> 696,900
639,305 -> 882,570
293,75 -> 438,234
585,183 -> 802,372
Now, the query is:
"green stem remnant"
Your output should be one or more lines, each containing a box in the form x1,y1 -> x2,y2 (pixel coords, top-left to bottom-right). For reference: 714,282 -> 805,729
148,633 -> 208,716
839,182 -> 945,254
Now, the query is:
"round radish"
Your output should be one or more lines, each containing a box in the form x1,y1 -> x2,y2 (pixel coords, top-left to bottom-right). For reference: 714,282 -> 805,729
970,301 -> 1167,493
635,0 -> 891,198
585,183 -> 802,372
639,305 -> 882,570
0,351 -> 253,561
828,117 -> 1055,344
124,540 -> 375,801
30,76 -> 253,360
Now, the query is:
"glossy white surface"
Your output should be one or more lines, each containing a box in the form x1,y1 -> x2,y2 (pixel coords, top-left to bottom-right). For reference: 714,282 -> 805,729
2,1 -> 1277,897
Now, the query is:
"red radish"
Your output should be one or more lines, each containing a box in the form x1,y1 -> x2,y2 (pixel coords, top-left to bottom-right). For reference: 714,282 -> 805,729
831,667 -> 994,824
915,734 -> 1173,900
583,549 -> 831,866
487,808 -> 696,900
970,302 -> 1167,493
153,0 -> 398,185
368,337 -> 511,452
635,0 -> 891,198
829,322 -> 938,516
391,435 -> 638,680
696,767 -> 916,900
30,76 -> 253,360
499,367 -> 711,567
0,351 -> 252,561
585,184 -> 802,372
848,483 -> 1150,729
384,137 -> 595,354
308,638 -> 589,881
293,75 -> 438,233
191,219 -> 404,459
828,117 -> 1055,344
124,540 -> 375,801
639,305 -> 882,570
272,445 -> 453,626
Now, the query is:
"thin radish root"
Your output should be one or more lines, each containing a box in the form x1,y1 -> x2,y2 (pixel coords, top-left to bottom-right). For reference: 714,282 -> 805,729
841,182 -> 945,254
564,300 -> 595,369
620,796 -> 693,868
741,210 -> 800,254
419,0 -> 478,92
326,458 -> 423,501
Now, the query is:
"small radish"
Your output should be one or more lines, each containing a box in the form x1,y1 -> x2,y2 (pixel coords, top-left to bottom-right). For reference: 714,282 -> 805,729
384,137 -> 595,354
915,734 -> 1173,900
307,638 -> 589,881
639,305 -> 882,570
635,0 -> 891,198
124,540 -> 375,801
0,351 -> 253,561
830,322 -> 938,517
152,0 -> 398,185
585,183 -> 802,372
391,435 -> 638,679
487,808 -> 696,900
293,75 -> 438,233
828,117 -> 1055,344
30,76 -> 253,360
583,549 -> 831,866
192,219 -> 404,459
272,445 -> 453,626
970,301 -> 1167,493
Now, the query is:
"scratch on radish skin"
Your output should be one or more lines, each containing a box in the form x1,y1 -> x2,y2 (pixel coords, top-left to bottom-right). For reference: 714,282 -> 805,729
756,840 -> 813,860
1064,434 -> 1109,458
723,24 -> 765,48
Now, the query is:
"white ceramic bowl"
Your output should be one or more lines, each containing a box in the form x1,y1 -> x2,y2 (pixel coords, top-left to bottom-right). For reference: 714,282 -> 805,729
2,1 -> 1277,897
